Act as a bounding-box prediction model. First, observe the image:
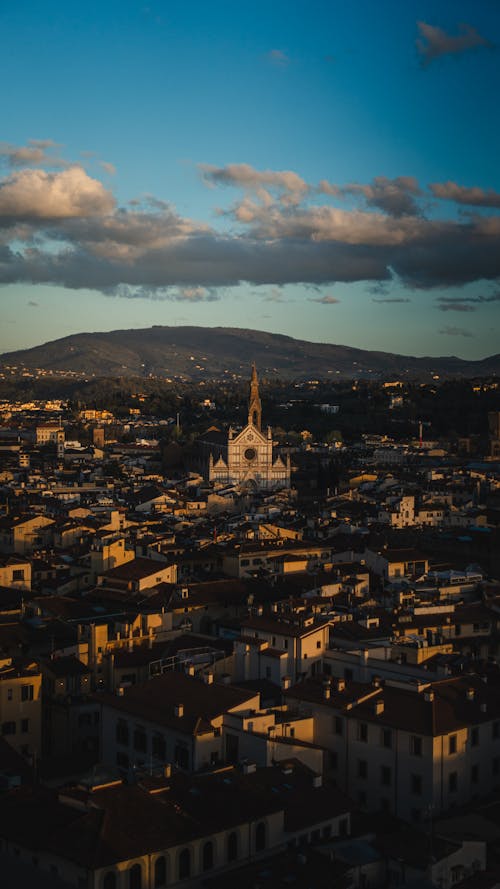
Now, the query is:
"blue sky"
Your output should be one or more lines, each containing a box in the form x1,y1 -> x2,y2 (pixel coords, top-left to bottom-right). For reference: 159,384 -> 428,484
1,0 -> 499,359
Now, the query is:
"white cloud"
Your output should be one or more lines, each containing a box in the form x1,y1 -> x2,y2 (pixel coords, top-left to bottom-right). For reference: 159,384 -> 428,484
0,167 -> 115,219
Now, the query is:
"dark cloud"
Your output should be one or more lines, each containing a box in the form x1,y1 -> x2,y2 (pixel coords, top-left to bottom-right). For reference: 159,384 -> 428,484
417,21 -> 492,65
436,293 -> 500,311
438,326 -> 474,338
372,297 -> 411,304
1,159 -> 500,298
430,181 -> 500,208
340,176 -> 422,217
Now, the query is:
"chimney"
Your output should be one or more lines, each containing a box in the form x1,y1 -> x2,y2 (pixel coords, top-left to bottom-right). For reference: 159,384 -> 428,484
335,678 -> 346,692
323,678 -> 332,701
204,671 -> 214,685
174,703 -> 184,717
282,676 -> 292,690
424,690 -> 435,702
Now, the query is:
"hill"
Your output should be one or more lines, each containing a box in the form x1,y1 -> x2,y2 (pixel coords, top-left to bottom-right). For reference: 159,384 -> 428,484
1,326 -> 499,380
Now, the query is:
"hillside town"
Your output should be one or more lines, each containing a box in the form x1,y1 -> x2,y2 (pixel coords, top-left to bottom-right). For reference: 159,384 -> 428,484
0,367 -> 500,888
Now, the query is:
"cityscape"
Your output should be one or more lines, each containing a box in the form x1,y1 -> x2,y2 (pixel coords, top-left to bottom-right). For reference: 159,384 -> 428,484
1,1 -> 500,888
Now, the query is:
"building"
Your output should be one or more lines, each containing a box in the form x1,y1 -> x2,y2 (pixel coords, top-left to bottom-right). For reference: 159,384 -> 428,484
208,366 -> 290,491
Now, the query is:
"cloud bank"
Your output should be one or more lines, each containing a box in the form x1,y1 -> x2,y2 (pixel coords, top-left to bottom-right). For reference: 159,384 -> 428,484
0,150 -> 499,302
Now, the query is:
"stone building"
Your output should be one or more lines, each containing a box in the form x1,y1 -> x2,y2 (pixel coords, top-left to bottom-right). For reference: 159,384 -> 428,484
208,366 -> 290,491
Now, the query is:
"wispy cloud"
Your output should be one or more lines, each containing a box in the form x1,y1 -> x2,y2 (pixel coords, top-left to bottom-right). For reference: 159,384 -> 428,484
436,294 -> 500,312
0,139 -> 66,168
99,161 -> 117,176
417,21 -> 492,66
438,325 -> 474,337
103,285 -> 218,302
430,181 -> 500,208
266,49 -> 290,67
372,297 -> 411,304
309,295 -> 340,305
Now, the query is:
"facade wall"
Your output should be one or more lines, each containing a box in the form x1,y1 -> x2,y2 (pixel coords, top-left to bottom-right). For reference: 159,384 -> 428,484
0,669 -> 42,757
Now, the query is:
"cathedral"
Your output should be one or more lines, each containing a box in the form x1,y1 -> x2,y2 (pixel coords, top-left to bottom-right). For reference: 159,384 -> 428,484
208,366 -> 291,491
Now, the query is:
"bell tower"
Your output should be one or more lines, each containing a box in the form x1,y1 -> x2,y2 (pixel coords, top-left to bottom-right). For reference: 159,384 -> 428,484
248,364 -> 262,431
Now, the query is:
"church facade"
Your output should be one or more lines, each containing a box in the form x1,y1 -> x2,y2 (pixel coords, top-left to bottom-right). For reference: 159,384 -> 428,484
209,366 -> 291,491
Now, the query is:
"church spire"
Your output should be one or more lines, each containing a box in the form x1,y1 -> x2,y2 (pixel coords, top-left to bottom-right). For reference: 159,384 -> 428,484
248,363 -> 262,430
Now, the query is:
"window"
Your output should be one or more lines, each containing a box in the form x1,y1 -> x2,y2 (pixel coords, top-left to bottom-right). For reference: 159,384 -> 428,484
411,774 -> 422,795
21,685 -> 34,702
410,735 -> 422,756
103,873 -> 117,889
449,771 -> 458,793
174,742 -> 189,770
316,640 -> 321,649
152,734 -> 166,761
12,569 -> 24,581
381,766 -> 391,786
272,636 -> 276,646
154,856 -> 166,888
359,722 -> 368,742
21,719 -> 29,733
133,727 -> 147,753
283,639 -> 288,650
227,832 -> 238,862
255,821 -> 266,852
178,849 -> 191,880
449,735 -> 457,755
471,727 -> 479,747
358,759 -> 368,779
334,716 -> 343,736
129,863 -> 142,889
471,764 -> 479,784
382,728 -> 392,749
202,841 -> 214,871
2,721 -> 16,735
116,752 -> 129,770
116,720 -> 129,745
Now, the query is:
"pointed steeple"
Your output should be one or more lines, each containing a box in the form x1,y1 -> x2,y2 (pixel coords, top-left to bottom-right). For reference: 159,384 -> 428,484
248,363 -> 262,431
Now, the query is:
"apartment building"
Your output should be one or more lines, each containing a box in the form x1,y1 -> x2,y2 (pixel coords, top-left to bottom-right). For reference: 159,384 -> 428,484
286,671 -> 500,822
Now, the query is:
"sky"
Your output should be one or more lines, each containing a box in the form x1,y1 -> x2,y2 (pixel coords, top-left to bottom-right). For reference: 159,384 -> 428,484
1,0 -> 499,360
